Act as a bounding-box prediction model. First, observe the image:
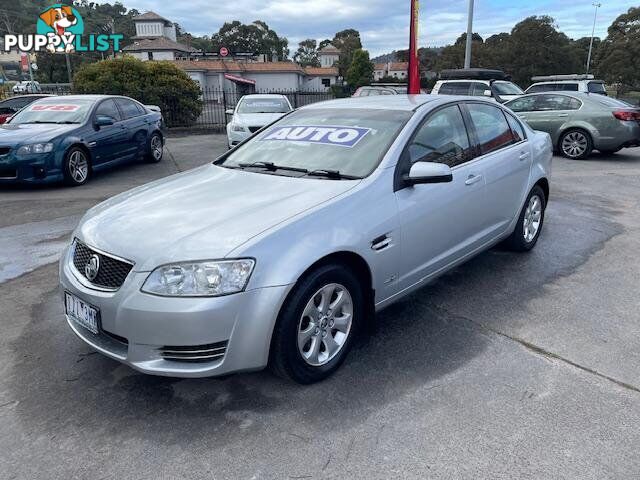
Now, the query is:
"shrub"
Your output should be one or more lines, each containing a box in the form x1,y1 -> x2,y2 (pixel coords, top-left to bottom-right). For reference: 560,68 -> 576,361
73,57 -> 202,127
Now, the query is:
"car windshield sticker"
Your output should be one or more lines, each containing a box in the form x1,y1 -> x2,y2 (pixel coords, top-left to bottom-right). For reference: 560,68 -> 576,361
246,101 -> 283,107
261,125 -> 371,148
30,104 -> 80,112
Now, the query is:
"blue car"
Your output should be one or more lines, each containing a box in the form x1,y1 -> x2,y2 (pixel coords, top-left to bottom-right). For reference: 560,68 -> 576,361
0,95 -> 164,186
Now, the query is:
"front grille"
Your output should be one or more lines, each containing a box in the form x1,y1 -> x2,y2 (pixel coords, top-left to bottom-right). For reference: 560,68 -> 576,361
0,147 -> 10,156
159,341 -> 228,363
72,239 -> 134,290
248,126 -> 261,133
0,168 -> 16,179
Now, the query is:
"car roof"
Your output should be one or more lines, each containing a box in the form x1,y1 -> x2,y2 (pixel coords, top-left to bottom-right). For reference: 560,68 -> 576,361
512,91 -> 593,100
240,94 -> 288,99
302,94 -> 483,112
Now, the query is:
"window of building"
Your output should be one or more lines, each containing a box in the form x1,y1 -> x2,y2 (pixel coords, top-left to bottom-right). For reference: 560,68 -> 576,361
321,78 -> 331,87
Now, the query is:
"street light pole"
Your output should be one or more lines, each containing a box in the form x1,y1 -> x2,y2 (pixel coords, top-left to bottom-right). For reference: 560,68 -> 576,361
464,0 -> 475,69
586,2 -> 601,74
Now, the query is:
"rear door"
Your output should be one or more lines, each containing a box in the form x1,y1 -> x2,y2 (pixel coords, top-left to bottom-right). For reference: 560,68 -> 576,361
528,94 -> 582,140
115,98 -> 149,158
465,102 -> 532,233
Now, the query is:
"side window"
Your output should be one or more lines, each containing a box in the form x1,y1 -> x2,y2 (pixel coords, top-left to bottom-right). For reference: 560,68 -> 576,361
506,113 -> 526,142
587,82 -> 606,94
506,96 -> 537,113
470,82 -> 489,96
556,84 -> 579,92
439,82 -> 471,96
134,102 -> 147,115
406,105 -> 472,168
527,84 -> 550,94
467,103 -> 515,154
95,99 -> 121,122
115,98 -> 142,119
534,95 -> 579,111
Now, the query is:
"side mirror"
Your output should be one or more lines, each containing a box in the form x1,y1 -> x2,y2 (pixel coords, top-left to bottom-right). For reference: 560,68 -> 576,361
94,115 -> 114,127
404,162 -> 453,186
225,109 -> 234,115
483,89 -> 492,97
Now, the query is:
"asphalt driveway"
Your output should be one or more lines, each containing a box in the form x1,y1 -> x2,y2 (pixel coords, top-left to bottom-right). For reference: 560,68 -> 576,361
1,135 -> 639,479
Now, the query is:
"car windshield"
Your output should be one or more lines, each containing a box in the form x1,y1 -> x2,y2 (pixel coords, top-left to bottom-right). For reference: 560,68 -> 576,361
9,98 -> 93,124
237,97 -> 290,114
493,82 -> 524,95
218,108 -> 412,178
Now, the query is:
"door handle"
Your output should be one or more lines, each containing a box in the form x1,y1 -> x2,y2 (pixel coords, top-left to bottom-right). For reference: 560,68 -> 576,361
519,152 -> 531,161
465,174 -> 483,186
557,113 -> 569,117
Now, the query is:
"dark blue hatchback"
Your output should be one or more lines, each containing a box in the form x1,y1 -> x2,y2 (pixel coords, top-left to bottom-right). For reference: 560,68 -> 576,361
0,95 -> 164,186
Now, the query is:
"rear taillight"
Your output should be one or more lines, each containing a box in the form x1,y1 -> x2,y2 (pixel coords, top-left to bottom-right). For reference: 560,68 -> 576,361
613,110 -> 640,121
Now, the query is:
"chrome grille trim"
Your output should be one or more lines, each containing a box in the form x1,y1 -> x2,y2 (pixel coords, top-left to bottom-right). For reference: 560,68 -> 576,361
159,341 -> 228,363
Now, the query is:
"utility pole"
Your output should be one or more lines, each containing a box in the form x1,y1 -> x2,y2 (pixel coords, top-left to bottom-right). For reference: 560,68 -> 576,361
65,53 -> 73,84
586,2 -> 601,74
408,0 -> 421,94
464,0 -> 475,69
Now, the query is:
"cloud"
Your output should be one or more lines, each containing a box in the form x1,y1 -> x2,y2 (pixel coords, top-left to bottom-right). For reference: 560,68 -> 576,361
97,0 -> 630,56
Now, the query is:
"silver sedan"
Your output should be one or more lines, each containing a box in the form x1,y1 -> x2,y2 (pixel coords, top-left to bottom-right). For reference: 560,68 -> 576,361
59,95 -> 552,384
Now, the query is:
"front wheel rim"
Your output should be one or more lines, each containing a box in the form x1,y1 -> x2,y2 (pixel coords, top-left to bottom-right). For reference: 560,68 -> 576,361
297,283 -> 353,367
523,194 -> 543,243
151,135 -> 163,160
68,150 -> 88,183
562,132 -> 588,158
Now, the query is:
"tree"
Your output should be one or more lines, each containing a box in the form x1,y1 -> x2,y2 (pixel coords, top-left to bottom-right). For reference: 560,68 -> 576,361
332,29 -> 363,76
293,39 -> 320,67
436,33 -> 485,70
346,49 -> 374,88
318,39 -> 332,50
73,57 -> 202,127
211,20 -> 289,60
595,7 -> 640,91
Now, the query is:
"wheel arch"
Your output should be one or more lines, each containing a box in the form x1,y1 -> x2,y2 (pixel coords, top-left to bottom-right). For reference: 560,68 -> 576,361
534,177 -> 549,203
65,142 -> 92,169
557,125 -> 594,151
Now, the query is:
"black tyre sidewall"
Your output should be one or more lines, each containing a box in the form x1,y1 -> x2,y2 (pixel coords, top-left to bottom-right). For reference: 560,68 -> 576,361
146,132 -> 163,163
560,129 -> 593,160
508,185 -> 546,252
271,264 -> 364,384
63,147 -> 90,186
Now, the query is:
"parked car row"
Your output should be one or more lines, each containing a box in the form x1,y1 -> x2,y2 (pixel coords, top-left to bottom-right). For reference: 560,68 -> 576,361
0,95 -> 164,185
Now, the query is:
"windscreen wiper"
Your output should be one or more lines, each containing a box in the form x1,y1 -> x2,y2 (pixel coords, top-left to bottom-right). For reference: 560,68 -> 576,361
238,161 -> 309,173
306,169 -> 362,180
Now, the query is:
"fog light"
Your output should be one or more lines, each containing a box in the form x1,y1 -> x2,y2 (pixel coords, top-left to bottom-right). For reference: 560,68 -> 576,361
34,167 -> 46,178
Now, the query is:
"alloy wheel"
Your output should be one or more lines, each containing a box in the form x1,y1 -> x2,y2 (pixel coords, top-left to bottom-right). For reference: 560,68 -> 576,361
561,132 -> 588,158
523,194 -> 542,243
151,135 -> 163,161
68,150 -> 88,183
297,283 -> 353,367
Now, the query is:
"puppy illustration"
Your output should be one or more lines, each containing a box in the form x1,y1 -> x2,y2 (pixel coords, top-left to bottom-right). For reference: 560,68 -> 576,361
39,6 -> 77,53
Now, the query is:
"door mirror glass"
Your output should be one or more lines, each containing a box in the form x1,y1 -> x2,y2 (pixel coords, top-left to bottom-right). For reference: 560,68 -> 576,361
483,89 -> 492,97
95,115 -> 115,127
225,109 -> 234,115
405,162 -> 453,185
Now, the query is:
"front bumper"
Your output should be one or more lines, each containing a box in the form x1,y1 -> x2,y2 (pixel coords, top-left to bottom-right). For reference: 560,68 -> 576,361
59,245 -> 292,377
0,151 -> 62,184
226,128 -> 251,147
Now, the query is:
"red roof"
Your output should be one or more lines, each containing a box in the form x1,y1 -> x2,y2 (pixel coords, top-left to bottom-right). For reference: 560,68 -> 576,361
304,67 -> 339,76
388,62 -> 409,72
174,60 -> 306,74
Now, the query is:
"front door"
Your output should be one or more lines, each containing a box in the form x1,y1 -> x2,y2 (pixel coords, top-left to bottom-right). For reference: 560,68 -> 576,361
394,104 -> 488,290
85,99 -> 127,165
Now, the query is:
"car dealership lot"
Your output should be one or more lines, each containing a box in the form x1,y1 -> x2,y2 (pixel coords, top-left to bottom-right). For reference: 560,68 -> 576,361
1,136 -> 640,479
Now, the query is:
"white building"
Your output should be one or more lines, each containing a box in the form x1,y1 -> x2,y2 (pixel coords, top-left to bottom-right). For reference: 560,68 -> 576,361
318,44 -> 340,68
122,11 -> 196,61
374,62 -> 409,81
176,60 -> 338,95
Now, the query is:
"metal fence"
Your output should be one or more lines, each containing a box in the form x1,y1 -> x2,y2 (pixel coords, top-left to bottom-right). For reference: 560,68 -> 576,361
164,87 -> 335,130
0,84 -> 335,130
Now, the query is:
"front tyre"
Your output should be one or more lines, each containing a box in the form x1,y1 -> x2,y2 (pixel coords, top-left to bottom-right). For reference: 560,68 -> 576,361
503,185 -> 546,252
270,264 -> 364,384
145,132 -> 163,163
63,147 -> 90,186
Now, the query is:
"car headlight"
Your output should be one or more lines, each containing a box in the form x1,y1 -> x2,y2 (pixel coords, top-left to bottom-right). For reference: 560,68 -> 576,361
141,259 -> 255,297
231,124 -> 246,132
17,143 -> 54,155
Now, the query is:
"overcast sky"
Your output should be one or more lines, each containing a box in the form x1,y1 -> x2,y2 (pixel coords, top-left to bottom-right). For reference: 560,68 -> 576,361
107,0 -> 632,56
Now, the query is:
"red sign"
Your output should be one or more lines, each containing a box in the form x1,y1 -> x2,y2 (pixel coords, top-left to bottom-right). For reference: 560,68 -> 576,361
20,53 -> 29,72
220,47 -> 229,57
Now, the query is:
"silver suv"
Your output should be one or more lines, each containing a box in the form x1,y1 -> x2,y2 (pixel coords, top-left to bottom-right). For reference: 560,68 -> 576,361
60,95 -> 552,384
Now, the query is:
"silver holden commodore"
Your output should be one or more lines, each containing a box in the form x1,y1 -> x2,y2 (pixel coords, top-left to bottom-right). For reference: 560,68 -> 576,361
60,95 -> 552,384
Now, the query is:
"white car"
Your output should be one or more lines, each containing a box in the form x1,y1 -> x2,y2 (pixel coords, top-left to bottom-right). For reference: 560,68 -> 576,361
526,75 -> 607,95
226,94 -> 293,148
12,81 -> 42,94
432,79 -> 524,103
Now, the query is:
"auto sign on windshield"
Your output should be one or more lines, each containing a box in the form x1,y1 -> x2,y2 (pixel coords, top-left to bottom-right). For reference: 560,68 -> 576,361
261,125 -> 371,148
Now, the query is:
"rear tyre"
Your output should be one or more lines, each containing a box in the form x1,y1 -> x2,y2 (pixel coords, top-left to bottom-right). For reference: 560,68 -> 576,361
270,264 -> 364,384
559,129 -> 593,159
599,148 -> 620,156
63,147 -> 90,186
145,132 -> 163,163
503,185 -> 546,252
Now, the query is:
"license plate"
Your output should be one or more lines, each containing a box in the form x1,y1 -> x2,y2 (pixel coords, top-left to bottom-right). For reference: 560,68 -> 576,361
65,292 -> 100,334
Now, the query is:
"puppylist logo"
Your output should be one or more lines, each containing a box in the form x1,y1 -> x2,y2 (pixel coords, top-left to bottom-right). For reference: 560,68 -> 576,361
2,4 -> 122,54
